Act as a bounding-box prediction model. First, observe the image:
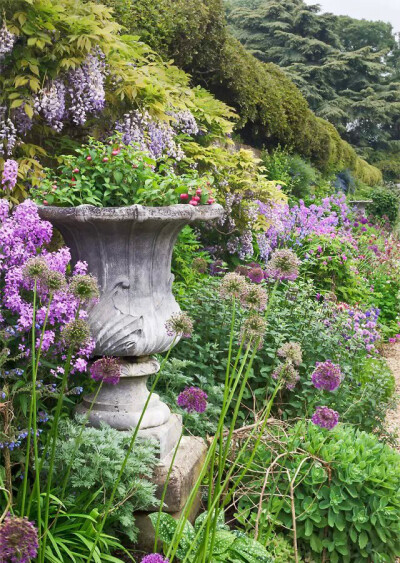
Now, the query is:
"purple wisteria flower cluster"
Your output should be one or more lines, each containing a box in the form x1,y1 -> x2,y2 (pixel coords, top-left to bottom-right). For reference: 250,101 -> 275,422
177,386 -> 208,413
311,360 -> 342,391
0,515 -> 38,563
115,108 -> 196,161
0,105 -> 17,156
0,22 -> 15,60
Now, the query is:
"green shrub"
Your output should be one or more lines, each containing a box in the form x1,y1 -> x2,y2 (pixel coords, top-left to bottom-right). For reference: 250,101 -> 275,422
367,187 -> 399,224
50,419 -> 158,541
236,423 -> 400,562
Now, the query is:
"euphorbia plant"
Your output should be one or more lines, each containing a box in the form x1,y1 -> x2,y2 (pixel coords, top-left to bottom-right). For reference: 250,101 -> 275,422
32,135 -> 216,207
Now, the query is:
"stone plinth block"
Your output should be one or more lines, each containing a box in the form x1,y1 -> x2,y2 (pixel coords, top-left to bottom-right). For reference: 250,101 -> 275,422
133,435 -> 207,551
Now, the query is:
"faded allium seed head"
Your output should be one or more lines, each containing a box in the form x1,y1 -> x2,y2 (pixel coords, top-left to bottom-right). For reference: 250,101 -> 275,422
0,515 -> 39,563
277,342 -> 302,366
192,257 -> 208,274
240,314 -> 267,349
177,386 -> 208,413
22,257 -> 49,281
219,272 -> 248,300
311,360 -> 342,391
45,270 -> 66,292
69,274 -> 99,300
165,312 -> 193,338
240,285 -> 268,312
312,406 -> 339,430
272,362 -> 300,390
90,357 -> 121,385
266,249 -> 300,281
62,319 -> 90,349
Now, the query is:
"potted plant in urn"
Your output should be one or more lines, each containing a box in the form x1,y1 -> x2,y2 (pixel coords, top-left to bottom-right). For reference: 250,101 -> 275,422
34,135 -> 223,458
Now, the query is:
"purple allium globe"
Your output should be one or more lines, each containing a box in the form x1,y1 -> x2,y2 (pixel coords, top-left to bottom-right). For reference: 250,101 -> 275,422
141,555 -> 169,563
165,312 -> 193,338
311,360 -> 342,391
240,285 -> 268,312
177,386 -> 207,413
266,249 -> 300,281
248,266 -> 265,284
90,357 -> 121,385
240,314 -> 267,349
277,342 -> 302,366
312,406 -> 339,430
219,272 -> 248,299
0,515 -> 39,563
272,362 -> 300,390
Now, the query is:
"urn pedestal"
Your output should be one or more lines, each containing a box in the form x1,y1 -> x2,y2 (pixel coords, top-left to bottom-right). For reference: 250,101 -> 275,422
38,203 -> 223,458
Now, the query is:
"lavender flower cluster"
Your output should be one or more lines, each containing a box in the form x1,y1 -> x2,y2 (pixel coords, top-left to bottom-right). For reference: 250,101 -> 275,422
1,158 -> 18,190
34,80 -> 66,132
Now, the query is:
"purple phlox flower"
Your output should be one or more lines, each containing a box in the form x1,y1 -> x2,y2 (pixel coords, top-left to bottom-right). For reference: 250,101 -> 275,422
177,387 -> 207,413
141,555 -> 169,563
1,159 -> 18,190
312,406 -> 339,430
0,515 -> 39,563
311,360 -> 342,391
90,357 -> 121,385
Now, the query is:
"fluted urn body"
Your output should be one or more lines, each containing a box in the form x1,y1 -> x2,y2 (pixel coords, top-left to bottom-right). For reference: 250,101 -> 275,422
38,204 -> 223,357
38,203 -> 222,454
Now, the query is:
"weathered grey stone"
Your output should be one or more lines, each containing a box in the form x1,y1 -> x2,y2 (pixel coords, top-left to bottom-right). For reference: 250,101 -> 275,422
133,435 -> 207,551
38,204 -> 223,357
348,200 -> 372,215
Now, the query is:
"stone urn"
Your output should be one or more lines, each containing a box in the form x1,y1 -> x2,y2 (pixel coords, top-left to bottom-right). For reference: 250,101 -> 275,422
38,203 -> 223,457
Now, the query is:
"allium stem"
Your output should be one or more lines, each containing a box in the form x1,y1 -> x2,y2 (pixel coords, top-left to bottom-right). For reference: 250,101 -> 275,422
153,430 -> 183,552
85,339 -> 177,563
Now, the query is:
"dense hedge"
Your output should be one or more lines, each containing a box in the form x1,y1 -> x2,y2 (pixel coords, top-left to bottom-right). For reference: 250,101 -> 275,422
102,0 -> 382,185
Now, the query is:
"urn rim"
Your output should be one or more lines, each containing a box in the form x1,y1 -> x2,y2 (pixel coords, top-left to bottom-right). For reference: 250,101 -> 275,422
37,203 -> 224,223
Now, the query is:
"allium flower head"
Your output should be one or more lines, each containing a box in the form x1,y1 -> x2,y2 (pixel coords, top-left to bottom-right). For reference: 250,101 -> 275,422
311,360 -> 342,391
248,266 -> 265,284
0,515 -> 39,563
240,314 -> 267,349
165,312 -> 193,338
192,257 -> 208,274
266,249 -> 300,281
277,342 -> 302,366
272,362 -> 300,390
219,272 -> 248,299
45,269 -> 66,292
69,274 -> 99,300
177,386 -> 207,413
312,406 -> 339,430
240,285 -> 268,312
22,257 -> 49,281
90,356 -> 121,385
62,319 -> 90,349
141,555 -> 169,563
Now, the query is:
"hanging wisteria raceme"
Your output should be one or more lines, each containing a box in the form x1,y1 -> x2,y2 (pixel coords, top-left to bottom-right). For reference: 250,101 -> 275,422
167,110 -> 199,135
115,109 -> 190,160
34,80 -> 66,132
13,104 -> 33,135
1,158 -> 18,190
0,106 -> 17,156
0,22 -> 15,60
67,49 -> 106,125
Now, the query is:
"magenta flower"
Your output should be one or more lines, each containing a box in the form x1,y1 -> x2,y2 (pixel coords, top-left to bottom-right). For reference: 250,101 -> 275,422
0,515 -> 38,563
141,555 -> 169,563
248,266 -> 265,284
311,360 -> 342,391
312,406 -> 339,430
90,357 -> 121,385
177,387 -> 207,413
